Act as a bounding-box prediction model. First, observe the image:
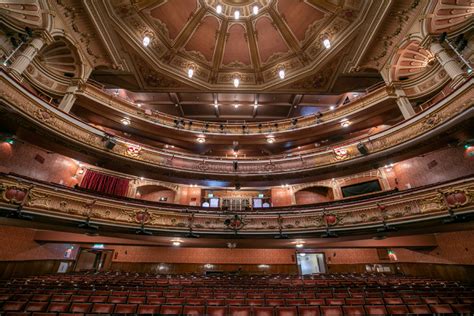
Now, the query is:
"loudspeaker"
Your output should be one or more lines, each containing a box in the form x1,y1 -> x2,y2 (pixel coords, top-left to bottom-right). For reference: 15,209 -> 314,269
357,142 -> 369,155
233,160 -> 238,171
105,138 -> 116,150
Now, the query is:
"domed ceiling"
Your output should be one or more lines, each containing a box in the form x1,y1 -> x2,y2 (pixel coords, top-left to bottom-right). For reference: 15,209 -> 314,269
89,0 -> 385,92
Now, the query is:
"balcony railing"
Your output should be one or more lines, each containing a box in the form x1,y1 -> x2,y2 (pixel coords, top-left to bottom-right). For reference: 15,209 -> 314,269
0,173 -> 472,234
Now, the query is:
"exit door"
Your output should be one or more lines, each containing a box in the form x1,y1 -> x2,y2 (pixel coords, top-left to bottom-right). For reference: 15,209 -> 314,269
297,253 -> 326,275
74,248 -> 113,272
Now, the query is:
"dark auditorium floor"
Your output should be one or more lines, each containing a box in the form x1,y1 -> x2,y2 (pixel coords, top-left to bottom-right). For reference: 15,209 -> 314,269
1,272 -> 473,315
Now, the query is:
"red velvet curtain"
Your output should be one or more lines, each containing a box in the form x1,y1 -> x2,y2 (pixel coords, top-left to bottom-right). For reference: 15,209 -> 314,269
79,170 -> 130,197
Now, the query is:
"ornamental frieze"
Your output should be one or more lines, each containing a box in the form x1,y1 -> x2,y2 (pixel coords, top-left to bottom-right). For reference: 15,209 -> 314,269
0,175 -> 472,234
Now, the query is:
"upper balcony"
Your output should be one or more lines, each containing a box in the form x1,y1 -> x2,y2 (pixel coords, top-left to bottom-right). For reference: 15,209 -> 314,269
1,69 -> 473,183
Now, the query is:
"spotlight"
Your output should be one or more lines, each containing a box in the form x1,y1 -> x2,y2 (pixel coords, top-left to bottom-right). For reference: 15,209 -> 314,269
253,5 -> 259,15
142,36 -> 151,47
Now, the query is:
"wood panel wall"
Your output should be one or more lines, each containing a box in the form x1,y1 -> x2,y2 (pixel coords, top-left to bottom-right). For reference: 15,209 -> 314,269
0,260 -> 74,279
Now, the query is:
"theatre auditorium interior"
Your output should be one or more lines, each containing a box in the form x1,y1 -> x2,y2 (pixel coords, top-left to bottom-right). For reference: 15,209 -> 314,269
0,0 -> 474,315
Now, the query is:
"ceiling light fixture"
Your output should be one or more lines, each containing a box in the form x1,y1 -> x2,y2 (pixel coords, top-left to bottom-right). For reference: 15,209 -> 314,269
323,38 -> 331,49
299,253 -> 306,257
187,67 -> 194,78
196,135 -> 206,143
267,136 -> 275,144
233,76 -> 240,88
136,103 -> 142,108
142,36 -> 151,47
340,118 -> 351,128
121,118 -> 131,126
216,4 -> 222,14
234,10 -> 240,19
253,5 -> 259,15
234,104 -> 239,109
278,65 -> 285,79
172,241 -> 181,246
330,105 -> 335,110
295,243 -> 304,248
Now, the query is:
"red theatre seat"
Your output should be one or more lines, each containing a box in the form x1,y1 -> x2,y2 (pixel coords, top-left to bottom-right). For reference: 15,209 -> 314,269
298,306 -> 321,316
114,303 -> 138,314
147,297 -> 166,304
207,305 -> 228,316
276,306 -> 297,316
186,298 -> 205,305
452,304 -> 474,314
160,304 -> 184,315
137,304 -> 161,314
47,302 -> 70,312
365,305 -> 387,315
183,305 -> 206,315
127,296 -> 146,304
31,295 -> 50,302
385,305 -> 409,315
227,299 -> 245,305
207,299 -> 225,305
90,303 -> 114,313
429,305 -> 454,314
306,299 -> 325,306
89,295 -> 108,303
345,298 -> 364,305
253,306 -> 275,316
167,297 -> 186,304
50,295 -> 70,302
266,299 -> 285,306
25,301 -> 48,312
229,306 -> 252,316
407,304 -> 432,314
342,305 -> 365,315
247,299 -> 265,306
69,302 -> 92,313
320,305 -> 343,316
383,297 -> 403,305
108,296 -> 127,303
326,299 -> 344,306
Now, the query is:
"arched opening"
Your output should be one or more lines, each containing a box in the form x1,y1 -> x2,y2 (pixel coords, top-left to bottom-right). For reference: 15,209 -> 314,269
295,186 -> 334,205
136,185 -> 176,203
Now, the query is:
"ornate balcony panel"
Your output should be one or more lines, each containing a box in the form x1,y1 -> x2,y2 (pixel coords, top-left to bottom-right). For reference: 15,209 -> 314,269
0,174 -> 473,235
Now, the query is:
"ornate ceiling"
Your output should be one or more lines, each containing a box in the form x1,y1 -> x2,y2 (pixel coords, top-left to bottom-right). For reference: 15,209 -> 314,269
83,0 -> 387,92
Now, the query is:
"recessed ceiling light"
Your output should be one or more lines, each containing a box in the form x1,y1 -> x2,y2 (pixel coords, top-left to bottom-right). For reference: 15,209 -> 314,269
323,38 -> 331,49
296,243 -> 304,248
172,241 -> 181,246
136,103 -> 142,107
267,136 -> 275,144
196,136 -> 206,143
216,4 -> 222,14
330,105 -> 335,110
142,36 -> 151,47
234,10 -> 240,19
234,104 -> 239,109
253,5 -> 259,15
121,118 -> 131,126
299,253 -> 306,256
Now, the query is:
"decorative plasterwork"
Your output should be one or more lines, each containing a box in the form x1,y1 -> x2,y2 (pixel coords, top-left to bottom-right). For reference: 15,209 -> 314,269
390,40 -> 434,82
96,0 -> 372,91
0,174 -> 472,234
358,0 -> 425,70
1,71 -> 472,177
0,0 -> 46,29
424,0 -> 474,35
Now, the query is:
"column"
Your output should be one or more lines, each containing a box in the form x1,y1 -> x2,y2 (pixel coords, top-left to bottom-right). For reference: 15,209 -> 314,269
429,42 -> 465,86
58,84 -> 80,113
394,87 -> 416,120
9,37 -> 46,79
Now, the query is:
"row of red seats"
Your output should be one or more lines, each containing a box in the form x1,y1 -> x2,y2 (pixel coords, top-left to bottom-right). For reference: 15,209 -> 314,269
2,295 -> 473,306
2,301 -> 473,315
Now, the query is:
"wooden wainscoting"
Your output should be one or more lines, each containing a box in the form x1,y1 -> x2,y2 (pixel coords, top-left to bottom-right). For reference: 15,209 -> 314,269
0,260 -> 74,279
